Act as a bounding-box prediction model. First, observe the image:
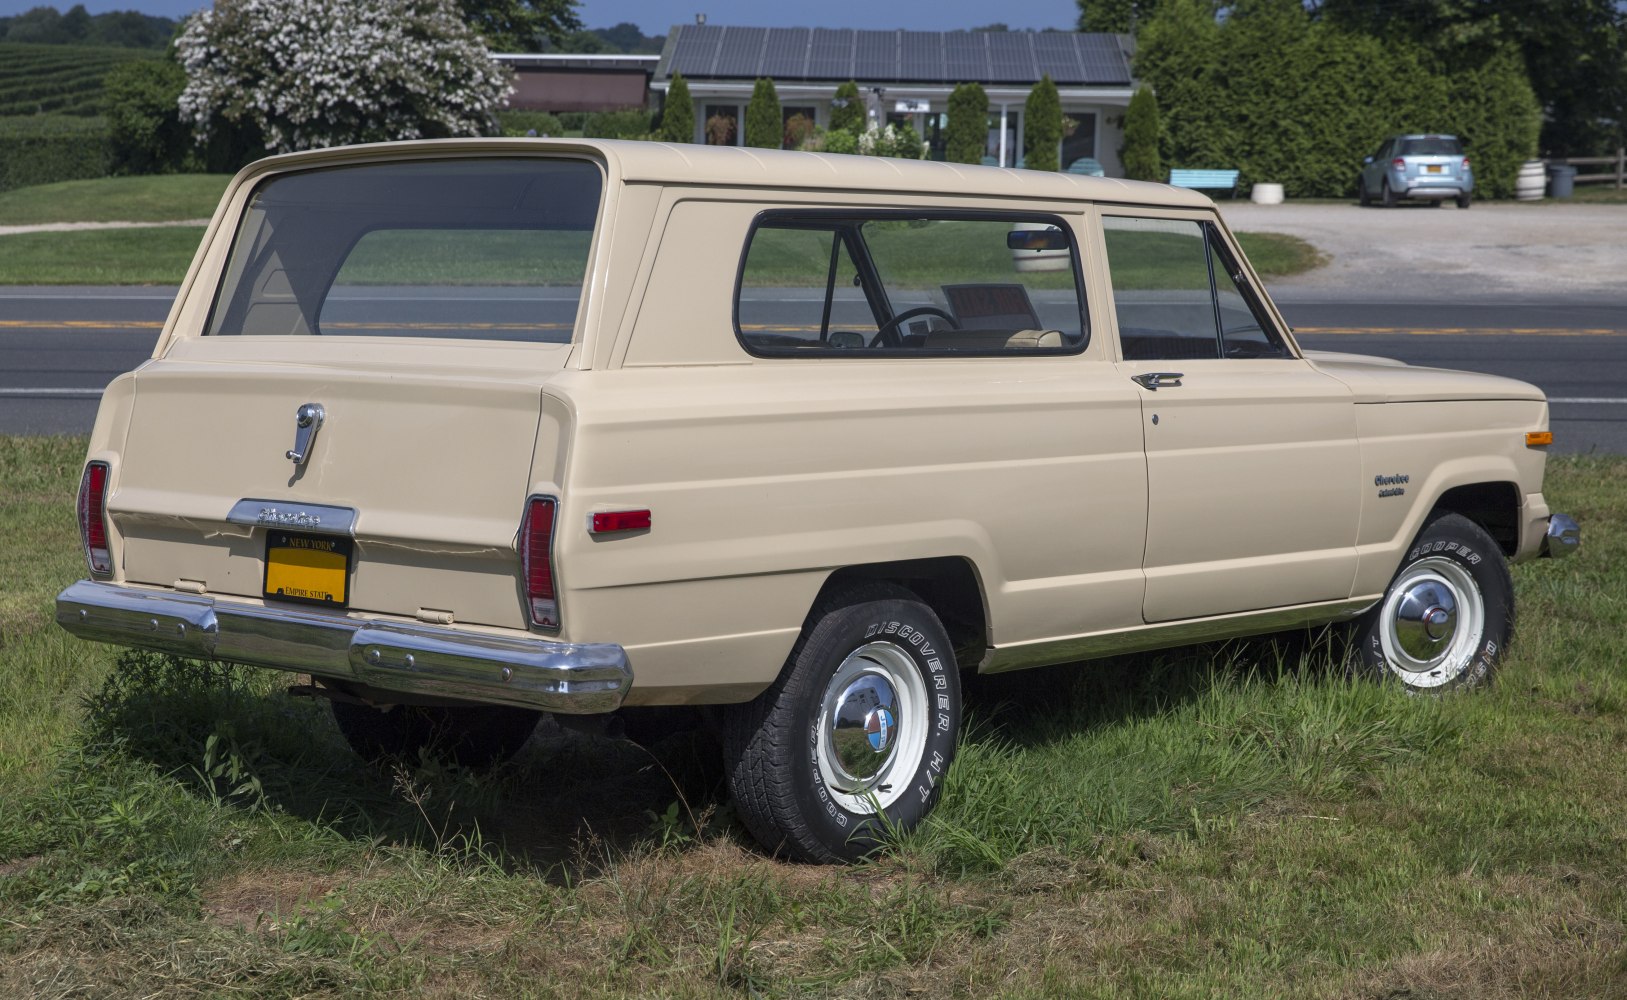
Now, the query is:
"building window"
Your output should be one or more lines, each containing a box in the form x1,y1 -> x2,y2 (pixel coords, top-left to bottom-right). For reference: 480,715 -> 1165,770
782,106 -> 817,150
1062,113 -> 1099,173
704,105 -> 738,146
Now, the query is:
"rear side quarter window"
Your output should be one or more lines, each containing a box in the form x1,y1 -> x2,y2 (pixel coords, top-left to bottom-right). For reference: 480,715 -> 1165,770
733,211 -> 1089,357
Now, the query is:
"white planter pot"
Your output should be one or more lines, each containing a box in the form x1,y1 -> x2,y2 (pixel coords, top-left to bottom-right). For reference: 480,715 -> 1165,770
1516,160 -> 1545,201
1251,183 -> 1284,205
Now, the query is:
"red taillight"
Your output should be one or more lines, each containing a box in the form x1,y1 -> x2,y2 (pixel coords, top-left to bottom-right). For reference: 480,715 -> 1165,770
521,496 -> 558,630
78,461 -> 111,577
1392,158 -> 1406,171
1461,157 -> 1470,170
589,509 -> 651,534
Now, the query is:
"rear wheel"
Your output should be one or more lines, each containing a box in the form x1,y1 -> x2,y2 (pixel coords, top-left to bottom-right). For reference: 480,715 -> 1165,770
723,584 -> 960,863
330,698 -> 540,767
1352,513 -> 1512,693
1457,192 -> 1472,209
1382,179 -> 1398,207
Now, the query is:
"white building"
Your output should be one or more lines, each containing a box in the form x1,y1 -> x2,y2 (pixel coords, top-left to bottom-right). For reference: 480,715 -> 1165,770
651,25 -> 1138,175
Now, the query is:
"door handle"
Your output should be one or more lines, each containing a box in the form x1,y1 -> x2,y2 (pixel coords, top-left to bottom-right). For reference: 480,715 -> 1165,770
1132,372 -> 1184,391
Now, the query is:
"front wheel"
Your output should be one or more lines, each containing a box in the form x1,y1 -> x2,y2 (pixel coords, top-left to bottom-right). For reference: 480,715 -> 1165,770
723,584 -> 960,863
1352,513 -> 1513,692
1358,178 -> 1371,207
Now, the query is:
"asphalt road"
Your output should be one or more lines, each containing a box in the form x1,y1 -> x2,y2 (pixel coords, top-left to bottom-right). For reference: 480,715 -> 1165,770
3,285 -> 1625,452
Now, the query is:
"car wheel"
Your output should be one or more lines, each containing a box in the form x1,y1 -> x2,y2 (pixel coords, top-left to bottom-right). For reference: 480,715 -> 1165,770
330,698 -> 540,767
1382,180 -> 1398,208
1457,193 -> 1472,209
722,583 -> 960,863
1352,513 -> 1512,693
1358,178 -> 1370,206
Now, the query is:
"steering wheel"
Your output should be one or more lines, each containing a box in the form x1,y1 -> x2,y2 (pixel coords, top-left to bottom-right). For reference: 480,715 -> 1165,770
870,306 -> 959,348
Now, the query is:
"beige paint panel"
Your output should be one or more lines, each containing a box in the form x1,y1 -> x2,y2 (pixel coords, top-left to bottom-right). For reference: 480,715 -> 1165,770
1124,358 -> 1362,622
1349,399 -> 1549,596
544,360 -> 1148,659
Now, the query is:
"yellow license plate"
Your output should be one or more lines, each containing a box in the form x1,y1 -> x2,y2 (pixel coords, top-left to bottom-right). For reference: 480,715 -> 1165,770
264,530 -> 352,607
1427,165 -> 1443,173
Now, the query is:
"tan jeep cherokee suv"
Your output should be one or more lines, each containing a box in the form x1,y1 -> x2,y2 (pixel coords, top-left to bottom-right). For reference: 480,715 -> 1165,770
57,140 -> 1579,862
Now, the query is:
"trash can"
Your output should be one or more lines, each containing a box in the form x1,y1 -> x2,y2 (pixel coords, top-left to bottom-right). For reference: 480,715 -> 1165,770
1547,164 -> 1577,199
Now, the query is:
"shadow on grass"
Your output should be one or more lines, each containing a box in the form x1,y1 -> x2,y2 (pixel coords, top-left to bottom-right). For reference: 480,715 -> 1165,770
72,650 -> 730,880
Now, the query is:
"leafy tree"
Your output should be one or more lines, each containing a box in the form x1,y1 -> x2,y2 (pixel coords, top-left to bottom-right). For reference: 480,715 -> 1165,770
745,77 -> 781,148
829,80 -> 864,135
1076,0 -> 1163,33
456,0 -> 579,50
1441,45 -> 1541,197
176,0 -> 513,155
945,82 -> 987,164
104,59 -> 190,174
1023,74 -> 1063,170
1120,85 -> 1161,180
594,22 -> 647,53
659,72 -> 694,143
554,29 -> 610,53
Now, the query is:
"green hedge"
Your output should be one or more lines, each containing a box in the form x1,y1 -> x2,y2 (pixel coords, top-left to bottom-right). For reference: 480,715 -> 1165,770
495,110 -> 565,137
0,115 -> 110,192
580,108 -> 652,139
1136,0 -> 1540,198
0,42 -> 153,117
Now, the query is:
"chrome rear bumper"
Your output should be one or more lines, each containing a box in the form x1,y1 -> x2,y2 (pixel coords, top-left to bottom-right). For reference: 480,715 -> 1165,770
55,580 -> 631,714
1542,513 -> 1581,559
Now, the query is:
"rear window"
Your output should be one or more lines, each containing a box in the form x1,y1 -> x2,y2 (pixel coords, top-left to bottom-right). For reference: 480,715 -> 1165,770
1398,137 -> 1463,157
734,211 -> 1088,357
205,158 -> 602,342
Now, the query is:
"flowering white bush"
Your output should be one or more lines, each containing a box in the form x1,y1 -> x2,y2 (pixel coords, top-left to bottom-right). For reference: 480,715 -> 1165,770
177,0 -> 513,154
855,124 -> 927,160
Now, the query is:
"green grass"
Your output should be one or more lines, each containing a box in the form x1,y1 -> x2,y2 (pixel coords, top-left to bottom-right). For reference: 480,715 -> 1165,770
1,436 -> 1622,995
1553,185 -> 1627,204
0,226 -> 204,284
0,174 -> 231,225
1236,231 -> 1324,277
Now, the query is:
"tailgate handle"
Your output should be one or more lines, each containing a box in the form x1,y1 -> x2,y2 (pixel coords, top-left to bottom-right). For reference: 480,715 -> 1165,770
285,403 -> 325,466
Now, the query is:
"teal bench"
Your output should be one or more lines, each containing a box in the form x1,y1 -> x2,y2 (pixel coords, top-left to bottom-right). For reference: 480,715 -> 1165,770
1169,168 -> 1240,197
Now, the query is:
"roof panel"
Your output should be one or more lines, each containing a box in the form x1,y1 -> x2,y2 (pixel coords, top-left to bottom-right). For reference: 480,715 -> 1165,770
853,30 -> 896,80
1032,32 -> 1084,82
808,27 -> 853,80
943,31 -> 987,82
1075,34 -> 1129,83
762,27 -> 812,80
667,23 -> 724,78
984,32 -> 1035,83
897,31 -> 942,82
713,26 -> 767,78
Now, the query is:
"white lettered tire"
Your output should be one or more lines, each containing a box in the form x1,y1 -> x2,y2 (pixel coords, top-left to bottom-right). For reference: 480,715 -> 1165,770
1354,513 -> 1513,692
722,584 -> 960,863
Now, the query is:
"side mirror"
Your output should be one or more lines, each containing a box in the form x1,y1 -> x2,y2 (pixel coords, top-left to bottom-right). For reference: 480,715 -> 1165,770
1363,156 -> 1374,165
1007,228 -> 1070,252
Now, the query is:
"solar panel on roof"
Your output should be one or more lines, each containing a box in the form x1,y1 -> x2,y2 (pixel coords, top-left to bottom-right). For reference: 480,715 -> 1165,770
808,27 -> 853,80
943,32 -> 987,81
1075,34 -> 1129,83
853,30 -> 895,79
896,31 -> 942,82
714,26 -> 767,78
762,27 -> 812,79
669,24 -> 725,77
1032,33 -> 1085,82
985,32 -> 1034,83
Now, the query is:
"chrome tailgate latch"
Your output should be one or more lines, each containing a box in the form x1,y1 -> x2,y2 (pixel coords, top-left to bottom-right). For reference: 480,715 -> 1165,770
286,403 -> 325,465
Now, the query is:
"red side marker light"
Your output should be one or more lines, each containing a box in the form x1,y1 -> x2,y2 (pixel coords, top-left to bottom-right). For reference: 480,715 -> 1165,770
590,509 -> 652,534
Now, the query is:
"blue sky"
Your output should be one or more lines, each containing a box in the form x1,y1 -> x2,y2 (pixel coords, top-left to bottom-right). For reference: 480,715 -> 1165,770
1,1 -> 1082,33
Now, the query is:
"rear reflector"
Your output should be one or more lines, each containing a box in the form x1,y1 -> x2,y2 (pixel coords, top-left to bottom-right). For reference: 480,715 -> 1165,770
521,496 -> 559,630
78,461 -> 111,577
1526,431 -> 1553,447
590,509 -> 651,534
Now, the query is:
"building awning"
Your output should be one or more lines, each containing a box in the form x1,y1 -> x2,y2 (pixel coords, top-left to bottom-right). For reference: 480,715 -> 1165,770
654,25 -> 1134,87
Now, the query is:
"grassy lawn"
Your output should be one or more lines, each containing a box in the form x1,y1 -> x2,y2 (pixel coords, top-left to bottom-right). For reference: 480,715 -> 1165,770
1550,185 -> 1627,204
1,437 -> 1621,996
0,226 -> 205,284
0,175 -> 231,225
1236,231 -> 1323,277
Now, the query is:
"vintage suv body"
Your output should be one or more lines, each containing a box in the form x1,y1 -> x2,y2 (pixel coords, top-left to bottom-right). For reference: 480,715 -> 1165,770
57,139 -> 1579,862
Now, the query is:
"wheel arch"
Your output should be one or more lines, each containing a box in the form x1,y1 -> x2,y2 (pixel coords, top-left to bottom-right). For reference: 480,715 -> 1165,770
813,556 -> 989,669
1429,480 -> 1520,557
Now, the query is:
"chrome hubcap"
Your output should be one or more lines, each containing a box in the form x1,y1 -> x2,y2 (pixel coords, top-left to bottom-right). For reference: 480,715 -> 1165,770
815,641 -> 929,813
1378,556 -> 1484,688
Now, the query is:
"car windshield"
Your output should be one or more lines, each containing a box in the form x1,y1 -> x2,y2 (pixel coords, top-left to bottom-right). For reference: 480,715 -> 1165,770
1398,138 -> 1462,157
205,158 -> 603,342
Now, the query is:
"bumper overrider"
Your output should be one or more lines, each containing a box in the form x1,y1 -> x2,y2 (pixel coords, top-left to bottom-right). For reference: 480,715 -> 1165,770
1542,513 -> 1581,559
55,580 -> 632,714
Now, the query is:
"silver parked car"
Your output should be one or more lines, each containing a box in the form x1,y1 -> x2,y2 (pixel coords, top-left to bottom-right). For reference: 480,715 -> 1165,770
1359,134 -> 1474,208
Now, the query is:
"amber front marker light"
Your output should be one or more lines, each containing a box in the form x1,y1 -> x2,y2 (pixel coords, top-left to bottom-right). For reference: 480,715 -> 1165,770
1526,431 -> 1554,447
